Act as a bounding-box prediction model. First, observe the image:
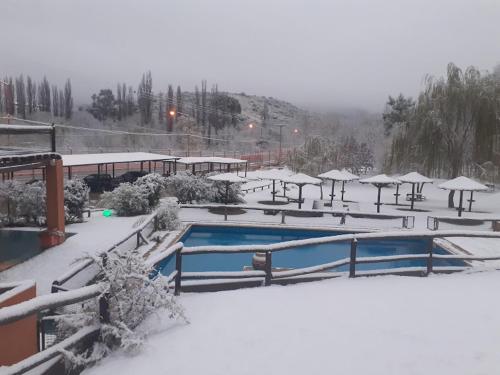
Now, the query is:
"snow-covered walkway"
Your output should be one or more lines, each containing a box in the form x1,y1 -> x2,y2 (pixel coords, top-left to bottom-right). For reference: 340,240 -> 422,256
84,271 -> 500,375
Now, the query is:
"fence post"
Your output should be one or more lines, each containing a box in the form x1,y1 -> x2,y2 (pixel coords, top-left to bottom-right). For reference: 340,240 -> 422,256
136,232 -> 141,248
281,210 -> 286,224
174,248 -> 183,295
51,281 -> 60,294
224,206 -> 228,221
340,213 -> 346,225
426,238 -> 433,275
99,294 -> 110,324
349,238 -> 357,278
265,251 -> 272,286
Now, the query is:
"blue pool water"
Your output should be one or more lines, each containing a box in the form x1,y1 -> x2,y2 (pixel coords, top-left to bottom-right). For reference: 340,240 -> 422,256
158,225 -> 464,275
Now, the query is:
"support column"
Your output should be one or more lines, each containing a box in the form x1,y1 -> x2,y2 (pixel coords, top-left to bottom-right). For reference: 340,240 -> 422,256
40,159 -> 65,249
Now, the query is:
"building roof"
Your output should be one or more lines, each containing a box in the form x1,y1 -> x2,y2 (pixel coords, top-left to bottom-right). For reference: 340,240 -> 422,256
438,176 -> 488,191
61,152 -> 178,167
176,156 -> 247,165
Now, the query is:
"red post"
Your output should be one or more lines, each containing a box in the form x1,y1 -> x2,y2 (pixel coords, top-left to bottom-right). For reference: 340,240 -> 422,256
40,159 -> 65,248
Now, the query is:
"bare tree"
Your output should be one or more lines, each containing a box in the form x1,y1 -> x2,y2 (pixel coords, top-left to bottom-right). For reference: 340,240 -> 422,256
15,75 -> 26,119
52,86 -> 59,117
137,71 -> 153,125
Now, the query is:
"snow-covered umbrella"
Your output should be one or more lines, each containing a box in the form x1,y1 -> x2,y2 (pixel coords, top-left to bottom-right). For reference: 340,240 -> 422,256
359,174 -> 400,213
207,173 -> 248,204
399,172 -> 434,210
256,168 -> 292,202
438,176 -> 488,217
282,173 -> 322,209
318,169 -> 359,204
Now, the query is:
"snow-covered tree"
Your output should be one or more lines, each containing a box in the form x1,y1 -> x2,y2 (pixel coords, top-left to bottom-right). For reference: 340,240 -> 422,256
134,173 -> 167,208
100,183 -> 150,216
165,172 -> 213,203
64,179 -> 89,223
156,201 -> 181,230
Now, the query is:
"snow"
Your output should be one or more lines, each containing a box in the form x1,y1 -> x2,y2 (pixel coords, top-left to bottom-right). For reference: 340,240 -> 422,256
254,168 -> 292,181
340,168 -> 360,180
0,212 -> 146,293
0,280 -> 35,305
318,169 -> 358,181
176,156 -> 247,165
359,174 -> 400,185
398,171 -> 433,184
83,271 -> 500,375
282,173 -> 321,185
0,124 -> 53,132
207,173 -> 247,183
62,152 -> 178,167
0,284 -> 102,324
438,176 -> 488,191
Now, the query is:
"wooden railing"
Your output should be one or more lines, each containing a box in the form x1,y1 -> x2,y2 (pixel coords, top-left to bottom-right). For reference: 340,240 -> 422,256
180,203 -> 415,229
51,210 -> 161,293
0,284 -> 105,375
427,215 -> 500,231
150,230 -> 500,293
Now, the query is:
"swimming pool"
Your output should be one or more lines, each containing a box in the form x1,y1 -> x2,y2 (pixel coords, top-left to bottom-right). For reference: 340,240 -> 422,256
157,225 -> 464,276
0,230 -> 44,271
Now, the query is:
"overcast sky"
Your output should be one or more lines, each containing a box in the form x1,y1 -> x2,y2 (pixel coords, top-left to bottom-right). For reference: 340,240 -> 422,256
1,0 -> 499,111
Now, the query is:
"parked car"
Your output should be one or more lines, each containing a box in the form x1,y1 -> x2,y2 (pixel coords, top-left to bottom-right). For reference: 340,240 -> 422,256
116,170 -> 148,184
83,173 -> 114,193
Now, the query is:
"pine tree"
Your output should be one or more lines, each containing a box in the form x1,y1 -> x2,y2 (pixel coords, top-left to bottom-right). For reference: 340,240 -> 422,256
26,76 -> 34,115
15,75 -> 26,119
116,84 -> 122,121
158,92 -> 164,124
176,85 -> 183,117
167,84 -> 174,132
52,86 -> 59,117
5,77 -> 15,115
59,88 -> 65,119
138,71 -> 153,125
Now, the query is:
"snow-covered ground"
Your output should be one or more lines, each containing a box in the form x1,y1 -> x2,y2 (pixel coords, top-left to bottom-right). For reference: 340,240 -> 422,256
84,271 -> 500,375
0,212 -> 144,293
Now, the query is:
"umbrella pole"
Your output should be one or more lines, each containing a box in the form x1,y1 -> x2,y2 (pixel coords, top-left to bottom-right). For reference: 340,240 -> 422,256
272,180 -> 276,202
376,185 -> 382,213
458,190 -> 464,217
330,180 -> 335,206
341,181 -> 346,201
468,191 -> 474,212
394,184 -> 400,205
298,185 -> 303,209
410,183 -> 415,210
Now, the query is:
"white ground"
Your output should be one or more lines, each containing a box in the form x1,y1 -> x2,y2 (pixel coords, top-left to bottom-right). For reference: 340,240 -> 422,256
84,271 -> 500,375
0,213 -> 143,293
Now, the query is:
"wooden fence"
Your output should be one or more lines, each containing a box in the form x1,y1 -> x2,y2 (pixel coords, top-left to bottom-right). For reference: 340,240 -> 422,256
51,210 -> 161,293
0,284 -> 105,375
180,203 -> 415,229
151,230 -> 500,294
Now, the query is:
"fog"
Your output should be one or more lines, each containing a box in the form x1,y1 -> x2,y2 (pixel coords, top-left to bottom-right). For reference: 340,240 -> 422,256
1,0 -> 499,111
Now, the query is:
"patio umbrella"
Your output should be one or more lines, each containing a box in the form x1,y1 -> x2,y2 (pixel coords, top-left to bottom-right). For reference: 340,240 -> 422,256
207,173 -> 247,204
282,173 -> 322,209
359,174 -> 400,213
318,169 -> 359,205
256,168 -> 292,202
438,176 -> 488,217
399,172 -> 433,210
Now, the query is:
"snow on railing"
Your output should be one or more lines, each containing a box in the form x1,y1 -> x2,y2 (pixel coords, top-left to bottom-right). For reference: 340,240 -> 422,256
169,230 -> 500,293
180,203 -> 415,229
52,209 -> 164,292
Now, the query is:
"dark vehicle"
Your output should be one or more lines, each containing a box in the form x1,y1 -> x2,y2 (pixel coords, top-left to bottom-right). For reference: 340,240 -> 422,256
117,171 -> 148,184
83,173 -> 114,193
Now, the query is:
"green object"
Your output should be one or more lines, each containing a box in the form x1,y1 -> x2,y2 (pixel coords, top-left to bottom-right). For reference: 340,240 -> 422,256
103,209 -> 112,217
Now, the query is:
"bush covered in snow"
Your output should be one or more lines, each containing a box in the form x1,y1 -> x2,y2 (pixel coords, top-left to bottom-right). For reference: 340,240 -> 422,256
134,173 -> 167,208
100,183 -> 150,216
59,250 -> 187,365
156,201 -> 181,231
0,180 -> 46,225
64,179 -> 89,223
165,172 -> 213,203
